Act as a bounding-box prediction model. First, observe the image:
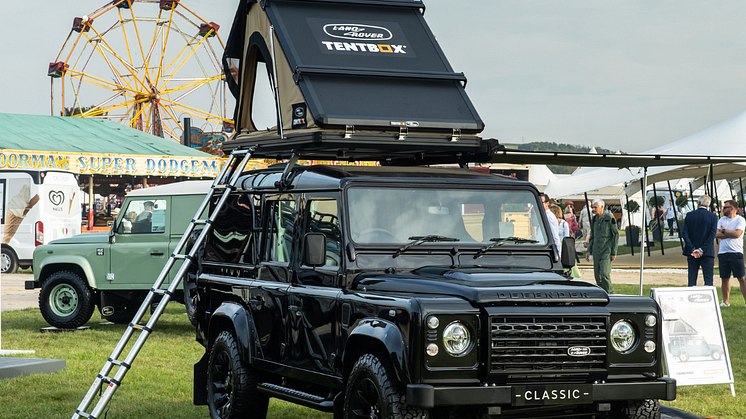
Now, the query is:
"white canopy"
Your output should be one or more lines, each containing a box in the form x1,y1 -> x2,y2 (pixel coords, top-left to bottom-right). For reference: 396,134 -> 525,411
544,108 -> 746,198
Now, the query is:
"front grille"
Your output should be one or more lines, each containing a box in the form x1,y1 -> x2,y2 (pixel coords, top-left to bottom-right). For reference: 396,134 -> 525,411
490,315 -> 607,375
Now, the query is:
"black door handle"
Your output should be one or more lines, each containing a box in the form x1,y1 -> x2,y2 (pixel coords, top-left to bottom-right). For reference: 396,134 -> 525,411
151,251 -> 164,256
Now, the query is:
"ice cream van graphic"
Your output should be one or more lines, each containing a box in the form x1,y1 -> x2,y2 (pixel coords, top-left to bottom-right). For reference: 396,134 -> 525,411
0,169 -> 81,273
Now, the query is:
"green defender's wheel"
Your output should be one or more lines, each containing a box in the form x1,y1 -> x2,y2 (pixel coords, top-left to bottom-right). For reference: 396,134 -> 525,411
207,331 -> 268,419
39,271 -> 95,329
344,353 -> 428,419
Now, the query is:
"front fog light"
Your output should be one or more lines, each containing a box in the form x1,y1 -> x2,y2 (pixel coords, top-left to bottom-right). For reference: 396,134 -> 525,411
645,315 -> 657,327
644,341 -> 656,353
443,322 -> 472,356
426,343 -> 439,356
610,320 -> 636,353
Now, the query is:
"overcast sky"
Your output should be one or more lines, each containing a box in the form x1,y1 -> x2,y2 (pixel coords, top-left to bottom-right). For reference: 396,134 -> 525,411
2,0 -> 746,153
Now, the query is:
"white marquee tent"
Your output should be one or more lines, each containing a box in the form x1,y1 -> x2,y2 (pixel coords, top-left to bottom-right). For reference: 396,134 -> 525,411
544,108 -> 746,198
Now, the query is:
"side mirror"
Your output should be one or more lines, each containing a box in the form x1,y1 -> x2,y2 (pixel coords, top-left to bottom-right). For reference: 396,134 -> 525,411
304,233 -> 327,268
561,236 -> 576,269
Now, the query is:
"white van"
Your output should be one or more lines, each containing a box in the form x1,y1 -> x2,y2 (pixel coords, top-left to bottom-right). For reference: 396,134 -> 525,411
1,169 -> 81,273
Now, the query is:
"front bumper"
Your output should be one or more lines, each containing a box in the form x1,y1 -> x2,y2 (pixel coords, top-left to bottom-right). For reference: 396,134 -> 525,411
406,377 -> 676,409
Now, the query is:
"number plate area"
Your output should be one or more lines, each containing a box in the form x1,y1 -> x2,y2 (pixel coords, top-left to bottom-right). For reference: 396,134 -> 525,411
512,384 -> 593,406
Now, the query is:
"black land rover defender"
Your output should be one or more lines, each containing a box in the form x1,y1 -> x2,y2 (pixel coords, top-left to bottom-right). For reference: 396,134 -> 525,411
192,0 -> 675,417
190,164 -> 675,419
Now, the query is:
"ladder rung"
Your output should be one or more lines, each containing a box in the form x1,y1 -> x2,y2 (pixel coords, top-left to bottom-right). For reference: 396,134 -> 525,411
97,373 -> 121,386
108,358 -> 131,369
74,409 -> 96,419
129,323 -> 152,333
192,219 -> 211,225
172,253 -> 194,261
151,288 -> 172,296
212,184 -> 236,191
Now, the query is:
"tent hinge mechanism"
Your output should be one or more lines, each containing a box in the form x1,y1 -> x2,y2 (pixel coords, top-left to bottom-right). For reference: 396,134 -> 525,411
398,126 -> 408,141
344,125 -> 354,139
451,129 -> 461,142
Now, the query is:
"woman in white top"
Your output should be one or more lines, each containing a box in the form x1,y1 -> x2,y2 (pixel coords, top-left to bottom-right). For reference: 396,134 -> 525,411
550,205 -> 570,241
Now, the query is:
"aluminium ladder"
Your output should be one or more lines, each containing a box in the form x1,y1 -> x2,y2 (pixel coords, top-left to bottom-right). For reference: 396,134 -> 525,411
71,147 -> 256,419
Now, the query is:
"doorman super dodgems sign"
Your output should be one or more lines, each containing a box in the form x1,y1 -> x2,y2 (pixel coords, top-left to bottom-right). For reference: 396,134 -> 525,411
307,19 -> 416,57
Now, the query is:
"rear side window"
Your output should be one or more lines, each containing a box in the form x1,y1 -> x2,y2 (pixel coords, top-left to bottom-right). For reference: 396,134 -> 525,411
204,193 -> 261,264
264,199 -> 297,263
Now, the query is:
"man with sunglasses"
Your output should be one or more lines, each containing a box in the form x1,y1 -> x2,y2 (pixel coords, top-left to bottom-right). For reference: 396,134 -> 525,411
716,199 -> 746,307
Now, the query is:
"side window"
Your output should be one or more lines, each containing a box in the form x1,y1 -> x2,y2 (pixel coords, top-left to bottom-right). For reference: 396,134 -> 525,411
118,199 -> 167,234
264,199 -> 297,262
204,193 -> 261,264
307,199 -> 341,267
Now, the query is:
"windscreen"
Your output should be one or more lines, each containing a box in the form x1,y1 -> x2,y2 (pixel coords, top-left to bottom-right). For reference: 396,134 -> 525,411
347,187 -> 548,245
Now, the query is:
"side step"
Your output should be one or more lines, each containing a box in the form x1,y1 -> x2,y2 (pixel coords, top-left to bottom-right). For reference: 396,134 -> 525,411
257,383 -> 335,412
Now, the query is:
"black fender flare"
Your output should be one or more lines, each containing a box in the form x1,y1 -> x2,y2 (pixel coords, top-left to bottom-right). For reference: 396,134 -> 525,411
209,302 -> 255,365
343,318 -> 411,384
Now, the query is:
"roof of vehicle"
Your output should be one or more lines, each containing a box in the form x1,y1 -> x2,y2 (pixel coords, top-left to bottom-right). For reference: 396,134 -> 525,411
240,164 -> 532,191
127,180 -> 212,197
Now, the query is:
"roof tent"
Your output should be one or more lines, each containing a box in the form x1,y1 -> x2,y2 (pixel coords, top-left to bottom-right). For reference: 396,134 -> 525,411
223,0 -> 489,163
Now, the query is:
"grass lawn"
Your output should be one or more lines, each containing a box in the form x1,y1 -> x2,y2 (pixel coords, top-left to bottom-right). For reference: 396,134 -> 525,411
1,288 -> 744,418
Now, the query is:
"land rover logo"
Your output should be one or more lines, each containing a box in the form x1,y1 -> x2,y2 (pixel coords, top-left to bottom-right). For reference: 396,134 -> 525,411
323,24 -> 393,41
568,346 -> 592,357
102,306 -> 114,316
687,294 -> 712,303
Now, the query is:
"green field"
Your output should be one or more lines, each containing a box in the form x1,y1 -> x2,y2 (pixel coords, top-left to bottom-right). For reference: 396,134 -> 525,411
0,285 -> 743,418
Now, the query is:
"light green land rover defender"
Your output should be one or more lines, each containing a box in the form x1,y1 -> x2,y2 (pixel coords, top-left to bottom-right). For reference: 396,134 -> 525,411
28,180 -> 210,328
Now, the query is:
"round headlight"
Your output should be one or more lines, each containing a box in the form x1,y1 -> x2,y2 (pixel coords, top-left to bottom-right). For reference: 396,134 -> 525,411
426,343 -> 439,357
610,320 -> 636,353
427,316 -> 440,329
645,315 -> 657,327
442,322 -> 472,356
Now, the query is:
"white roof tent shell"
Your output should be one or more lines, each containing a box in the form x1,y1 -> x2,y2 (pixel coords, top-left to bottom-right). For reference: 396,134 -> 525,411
221,0 -> 493,164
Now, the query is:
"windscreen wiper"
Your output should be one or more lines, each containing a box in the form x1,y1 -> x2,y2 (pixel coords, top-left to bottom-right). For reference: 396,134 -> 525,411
393,235 -> 460,258
473,237 -> 539,259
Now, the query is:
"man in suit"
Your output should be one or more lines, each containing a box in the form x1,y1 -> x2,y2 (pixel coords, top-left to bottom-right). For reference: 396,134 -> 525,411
681,195 -> 718,286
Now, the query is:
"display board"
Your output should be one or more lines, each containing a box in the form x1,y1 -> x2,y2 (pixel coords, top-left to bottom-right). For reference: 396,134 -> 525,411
651,286 -> 735,396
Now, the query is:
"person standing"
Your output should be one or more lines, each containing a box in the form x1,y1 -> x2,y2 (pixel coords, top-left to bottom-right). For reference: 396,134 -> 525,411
551,205 -> 570,241
541,193 -> 560,253
665,199 -> 677,236
580,201 -> 591,248
716,199 -> 746,307
681,195 -> 718,286
585,198 -> 618,294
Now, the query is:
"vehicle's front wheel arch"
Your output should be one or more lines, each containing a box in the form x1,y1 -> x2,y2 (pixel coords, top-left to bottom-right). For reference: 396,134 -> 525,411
343,320 -> 411,386
208,303 -> 255,366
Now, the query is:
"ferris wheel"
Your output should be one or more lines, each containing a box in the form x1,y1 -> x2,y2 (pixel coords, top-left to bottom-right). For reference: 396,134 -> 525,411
48,0 -> 232,143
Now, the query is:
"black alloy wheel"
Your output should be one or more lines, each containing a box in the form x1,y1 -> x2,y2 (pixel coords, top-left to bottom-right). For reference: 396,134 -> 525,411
344,353 -> 428,419
207,331 -> 268,419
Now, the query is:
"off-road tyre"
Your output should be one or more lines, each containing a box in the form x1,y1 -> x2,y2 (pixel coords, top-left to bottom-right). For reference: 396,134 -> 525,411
678,351 -> 689,362
344,353 -> 428,419
207,331 -> 268,419
1,246 -> 18,274
610,399 -> 661,419
711,350 -> 723,360
39,270 -> 95,328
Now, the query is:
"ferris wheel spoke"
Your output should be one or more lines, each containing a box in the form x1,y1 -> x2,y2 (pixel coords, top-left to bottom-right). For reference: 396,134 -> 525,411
84,26 -> 146,93
126,7 -> 154,85
118,9 -> 137,83
162,99 -> 224,123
